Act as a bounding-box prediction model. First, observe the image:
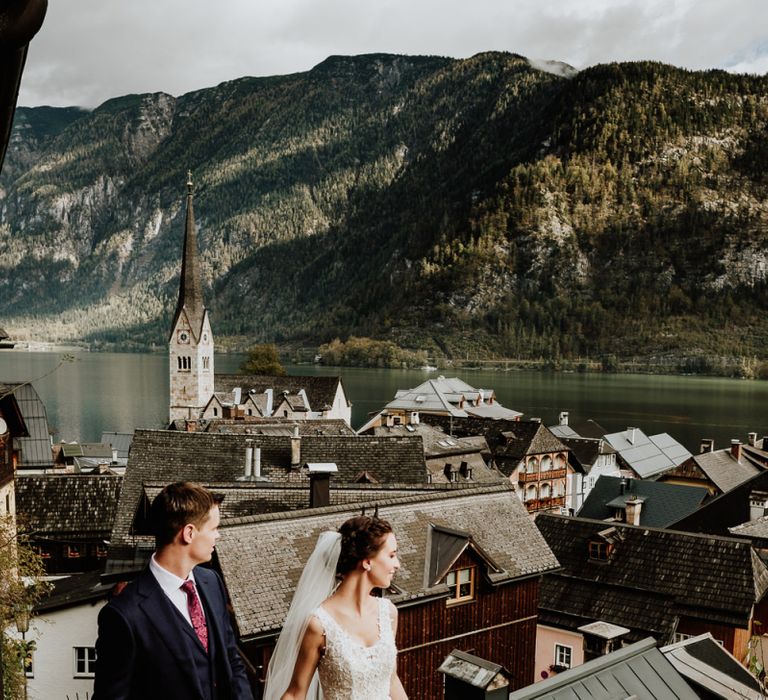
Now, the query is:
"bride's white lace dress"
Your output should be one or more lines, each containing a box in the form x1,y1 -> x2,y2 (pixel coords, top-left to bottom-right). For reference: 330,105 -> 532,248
313,598 -> 397,700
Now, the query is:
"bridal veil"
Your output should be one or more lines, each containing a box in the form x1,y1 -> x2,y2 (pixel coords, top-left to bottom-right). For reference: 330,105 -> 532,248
263,530 -> 342,700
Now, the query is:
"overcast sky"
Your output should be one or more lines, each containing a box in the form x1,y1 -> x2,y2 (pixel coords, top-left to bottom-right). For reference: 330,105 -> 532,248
18,0 -> 768,108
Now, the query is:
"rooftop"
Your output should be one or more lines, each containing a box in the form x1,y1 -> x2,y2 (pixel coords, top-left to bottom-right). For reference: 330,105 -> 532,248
216,484 -> 559,638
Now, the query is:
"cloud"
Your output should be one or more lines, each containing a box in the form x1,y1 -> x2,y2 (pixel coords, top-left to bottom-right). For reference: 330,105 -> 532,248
16,0 -> 768,107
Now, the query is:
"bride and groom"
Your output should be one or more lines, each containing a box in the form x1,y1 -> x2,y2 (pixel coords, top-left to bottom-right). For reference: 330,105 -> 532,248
94,482 -> 407,700
265,514 -> 408,700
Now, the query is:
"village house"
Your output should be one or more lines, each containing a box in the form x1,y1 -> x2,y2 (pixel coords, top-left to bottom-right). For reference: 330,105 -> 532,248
358,375 -> 522,432
11,571 -> 112,700
214,483 -> 559,699
423,416 -> 576,513
361,420 -> 503,484
660,436 -> 768,496
603,426 -> 691,480
2,382 -> 53,472
549,412 -> 619,511
670,469 -> 768,536
14,474 -> 122,573
0,383 -> 28,520
535,513 -> 768,671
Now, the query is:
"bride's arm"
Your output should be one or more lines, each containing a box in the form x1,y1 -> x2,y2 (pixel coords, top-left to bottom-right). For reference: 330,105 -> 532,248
388,602 -> 409,700
279,616 -> 325,700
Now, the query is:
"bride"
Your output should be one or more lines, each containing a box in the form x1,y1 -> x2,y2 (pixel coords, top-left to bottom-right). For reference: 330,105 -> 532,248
264,515 -> 408,700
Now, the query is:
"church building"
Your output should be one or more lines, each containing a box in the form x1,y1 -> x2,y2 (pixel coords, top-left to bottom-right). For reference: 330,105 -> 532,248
168,174 -> 214,424
167,176 -> 351,427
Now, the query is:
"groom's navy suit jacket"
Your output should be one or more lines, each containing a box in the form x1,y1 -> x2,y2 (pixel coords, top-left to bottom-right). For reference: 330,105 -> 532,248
94,565 -> 253,700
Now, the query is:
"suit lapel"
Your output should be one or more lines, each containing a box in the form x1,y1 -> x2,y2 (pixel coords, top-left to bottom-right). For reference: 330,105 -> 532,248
136,569 -> 206,700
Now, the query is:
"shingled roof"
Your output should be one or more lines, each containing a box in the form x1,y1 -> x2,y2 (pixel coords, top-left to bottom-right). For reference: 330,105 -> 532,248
109,429 -> 428,559
203,419 -> 355,436
215,374 -> 347,412
216,484 -> 560,639
577,476 -> 708,527
16,475 -> 122,540
536,514 -> 768,629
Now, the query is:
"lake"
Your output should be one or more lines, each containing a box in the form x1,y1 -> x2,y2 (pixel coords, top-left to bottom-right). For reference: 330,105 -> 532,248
0,350 -> 766,452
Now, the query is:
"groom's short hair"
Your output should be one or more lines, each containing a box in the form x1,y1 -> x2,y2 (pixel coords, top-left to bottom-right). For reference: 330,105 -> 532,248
150,482 -> 222,548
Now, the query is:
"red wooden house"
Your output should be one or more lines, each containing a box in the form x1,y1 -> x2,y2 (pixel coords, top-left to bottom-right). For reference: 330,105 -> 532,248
215,483 -> 559,699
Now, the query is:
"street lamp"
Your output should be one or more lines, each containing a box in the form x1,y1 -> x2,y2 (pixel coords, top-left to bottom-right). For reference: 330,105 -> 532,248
13,603 -> 32,700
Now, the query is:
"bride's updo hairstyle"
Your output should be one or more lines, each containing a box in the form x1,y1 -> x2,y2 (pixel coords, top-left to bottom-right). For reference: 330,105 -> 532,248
336,515 -> 393,576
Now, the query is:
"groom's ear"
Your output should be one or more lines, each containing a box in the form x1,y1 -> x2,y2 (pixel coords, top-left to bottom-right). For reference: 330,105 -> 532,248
180,523 -> 196,545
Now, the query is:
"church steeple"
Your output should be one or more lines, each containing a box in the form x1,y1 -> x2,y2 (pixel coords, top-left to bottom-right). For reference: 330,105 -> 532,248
168,172 -> 215,425
170,171 -> 205,342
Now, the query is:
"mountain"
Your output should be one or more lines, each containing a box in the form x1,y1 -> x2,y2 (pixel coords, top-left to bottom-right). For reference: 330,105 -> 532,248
1,52 -> 767,366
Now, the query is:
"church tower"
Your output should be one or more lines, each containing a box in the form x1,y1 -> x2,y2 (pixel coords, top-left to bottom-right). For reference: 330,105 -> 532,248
169,173 -> 214,424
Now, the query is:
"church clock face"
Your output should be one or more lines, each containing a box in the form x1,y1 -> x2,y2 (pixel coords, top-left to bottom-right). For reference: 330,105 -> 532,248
178,330 -> 190,344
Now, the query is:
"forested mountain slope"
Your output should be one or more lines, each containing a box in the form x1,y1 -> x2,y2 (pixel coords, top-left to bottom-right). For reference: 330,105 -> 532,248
1,53 -> 766,362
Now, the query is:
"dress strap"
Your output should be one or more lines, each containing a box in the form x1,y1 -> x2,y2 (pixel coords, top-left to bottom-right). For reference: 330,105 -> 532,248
378,598 -> 393,640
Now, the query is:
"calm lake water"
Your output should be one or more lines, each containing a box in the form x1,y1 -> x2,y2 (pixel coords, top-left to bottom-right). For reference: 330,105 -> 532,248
1,350 -> 766,452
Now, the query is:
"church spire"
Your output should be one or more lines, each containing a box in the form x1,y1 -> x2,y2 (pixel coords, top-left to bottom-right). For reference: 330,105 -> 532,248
170,171 -> 205,341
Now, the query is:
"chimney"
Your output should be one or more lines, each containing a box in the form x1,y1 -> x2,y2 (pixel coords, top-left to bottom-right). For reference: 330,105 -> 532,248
410,412 -> 420,425
731,439 -> 742,462
748,432 -> 757,447
244,442 -> 253,478
233,387 -> 242,405
626,427 -> 636,445
308,463 -> 337,508
111,448 -> 118,464
619,478 -> 627,495
625,496 -> 643,526
264,388 -> 273,417
559,411 -> 569,426
253,447 -> 262,478
291,426 -> 301,467
699,438 -> 714,454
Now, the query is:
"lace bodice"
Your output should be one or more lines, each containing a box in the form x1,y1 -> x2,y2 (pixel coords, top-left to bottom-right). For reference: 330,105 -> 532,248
313,598 -> 397,700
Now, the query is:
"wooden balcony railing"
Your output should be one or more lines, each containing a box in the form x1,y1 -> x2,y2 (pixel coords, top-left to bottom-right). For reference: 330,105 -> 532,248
518,468 -> 567,483
524,496 -> 566,512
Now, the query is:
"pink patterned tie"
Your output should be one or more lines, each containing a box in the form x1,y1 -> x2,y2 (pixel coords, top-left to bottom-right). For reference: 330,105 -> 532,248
181,580 -> 208,652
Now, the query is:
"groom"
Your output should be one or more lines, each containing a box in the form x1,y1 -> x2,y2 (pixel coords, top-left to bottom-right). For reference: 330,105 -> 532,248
94,482 -> 253,700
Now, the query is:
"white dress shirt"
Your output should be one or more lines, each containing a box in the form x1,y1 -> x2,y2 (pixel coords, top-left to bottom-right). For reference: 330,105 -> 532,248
149,553 -> 206,628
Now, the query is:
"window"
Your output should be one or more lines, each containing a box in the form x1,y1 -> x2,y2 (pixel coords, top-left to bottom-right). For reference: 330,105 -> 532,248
541,455 -> 553,472
65,545 -> 82,559
540,482 -> 551,499
554,644 -> 572,669
525,484 -> 538,502
74,647 -> 96,678
445,566 -> 475,604
588,541 -> 611,561
93,544 -> 108,559
213,407 -> 218,417
526,457 -> 538,474
202,356 -> 210,370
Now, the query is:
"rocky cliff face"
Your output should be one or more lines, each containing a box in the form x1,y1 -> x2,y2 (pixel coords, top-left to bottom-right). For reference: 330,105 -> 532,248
1,54 -> 767,359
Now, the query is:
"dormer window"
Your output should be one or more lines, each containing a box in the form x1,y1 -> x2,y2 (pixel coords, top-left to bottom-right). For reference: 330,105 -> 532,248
588,541 -> 611,560
445,566 -> 475,604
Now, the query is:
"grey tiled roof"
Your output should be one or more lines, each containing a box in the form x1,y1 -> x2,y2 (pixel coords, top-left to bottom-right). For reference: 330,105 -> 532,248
216,484 -> 559,638
509,638 -> 698,700
692,449 -> 760,493
5,382 -> 53,467
577,476 -> 708,527
16,475 -> 122,539
110,429 -> 427,555
604,429 -> 691,478
540,576 -> 678,643
536,514 -> 768,628
215,374 -> 347,411
101,432 -> 133,460
204,419 -> 355,436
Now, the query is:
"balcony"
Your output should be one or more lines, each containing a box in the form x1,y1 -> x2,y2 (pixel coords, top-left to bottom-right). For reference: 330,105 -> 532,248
524,496 -> 566,512
518,468 -> 567,483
